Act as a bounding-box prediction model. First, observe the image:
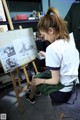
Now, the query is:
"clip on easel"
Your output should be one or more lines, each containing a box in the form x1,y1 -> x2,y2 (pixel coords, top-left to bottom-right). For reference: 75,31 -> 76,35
2,0 -> 38,112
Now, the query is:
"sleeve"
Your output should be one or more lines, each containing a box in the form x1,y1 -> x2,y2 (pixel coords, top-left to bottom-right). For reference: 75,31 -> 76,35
45,46 -> 62,70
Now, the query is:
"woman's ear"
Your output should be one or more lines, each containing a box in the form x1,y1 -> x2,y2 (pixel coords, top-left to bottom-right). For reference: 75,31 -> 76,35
48,27 -> 54,35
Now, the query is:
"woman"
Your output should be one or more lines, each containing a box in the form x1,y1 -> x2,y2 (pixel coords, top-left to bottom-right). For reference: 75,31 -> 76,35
26,7 -> 79,104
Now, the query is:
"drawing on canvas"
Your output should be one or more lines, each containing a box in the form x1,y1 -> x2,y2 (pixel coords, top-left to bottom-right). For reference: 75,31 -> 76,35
0,28 -> 38,73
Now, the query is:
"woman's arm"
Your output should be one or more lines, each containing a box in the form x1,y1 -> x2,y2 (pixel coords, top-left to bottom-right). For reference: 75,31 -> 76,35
32,70 -> 60,86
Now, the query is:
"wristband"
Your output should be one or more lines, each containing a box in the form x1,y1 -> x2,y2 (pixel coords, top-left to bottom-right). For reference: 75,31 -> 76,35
44,80 -> 45,84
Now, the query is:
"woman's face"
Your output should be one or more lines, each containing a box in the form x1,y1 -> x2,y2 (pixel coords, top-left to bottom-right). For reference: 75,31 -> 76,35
40,27 -> 56,43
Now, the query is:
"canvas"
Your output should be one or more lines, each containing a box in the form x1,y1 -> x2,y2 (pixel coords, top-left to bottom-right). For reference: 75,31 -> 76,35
0,28 -> 38,73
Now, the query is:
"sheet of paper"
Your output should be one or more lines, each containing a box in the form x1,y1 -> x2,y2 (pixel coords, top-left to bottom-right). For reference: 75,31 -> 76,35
0,28 -> 38,73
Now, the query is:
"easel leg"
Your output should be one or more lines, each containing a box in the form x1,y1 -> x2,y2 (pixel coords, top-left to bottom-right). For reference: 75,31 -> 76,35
32,61 -> 38,74
23,67 -> 31,85
10,72 -> 23,112
17,68 -> 22,89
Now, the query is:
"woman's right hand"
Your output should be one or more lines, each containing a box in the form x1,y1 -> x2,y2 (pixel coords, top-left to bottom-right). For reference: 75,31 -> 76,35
39,51 -> 45,57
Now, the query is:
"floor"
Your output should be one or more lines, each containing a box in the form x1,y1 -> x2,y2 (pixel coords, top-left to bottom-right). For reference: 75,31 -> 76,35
0,83 -> 80,120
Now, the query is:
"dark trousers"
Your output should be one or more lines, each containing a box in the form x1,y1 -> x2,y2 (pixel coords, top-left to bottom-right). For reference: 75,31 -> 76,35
50,91 -> 72,104
34,70 -> 72,103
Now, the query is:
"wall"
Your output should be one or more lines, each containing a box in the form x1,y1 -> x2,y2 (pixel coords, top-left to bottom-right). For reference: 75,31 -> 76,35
50,0 -> 75,18
42,0 -> 48,13
42,0 -> 75,18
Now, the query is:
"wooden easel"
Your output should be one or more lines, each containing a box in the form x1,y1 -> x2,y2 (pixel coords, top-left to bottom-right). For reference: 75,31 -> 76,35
2,0 -> 38,112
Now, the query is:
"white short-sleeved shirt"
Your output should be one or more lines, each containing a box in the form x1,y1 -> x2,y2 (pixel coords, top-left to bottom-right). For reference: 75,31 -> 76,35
46,38 -> 79,92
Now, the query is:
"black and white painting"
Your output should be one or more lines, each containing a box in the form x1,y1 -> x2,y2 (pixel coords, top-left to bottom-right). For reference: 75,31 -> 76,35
0,28 -> 38,73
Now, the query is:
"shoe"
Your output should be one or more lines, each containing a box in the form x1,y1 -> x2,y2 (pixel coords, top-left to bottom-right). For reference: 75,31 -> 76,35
28,89 -> 41,97
26,92 -> 36,104
35,91 -> 41,97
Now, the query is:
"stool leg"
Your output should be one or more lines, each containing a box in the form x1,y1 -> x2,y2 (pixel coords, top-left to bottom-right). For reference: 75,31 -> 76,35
60,112 -> 64,120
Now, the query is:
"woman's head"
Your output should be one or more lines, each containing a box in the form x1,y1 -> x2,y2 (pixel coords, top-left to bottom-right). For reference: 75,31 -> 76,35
37,7 -> 69,43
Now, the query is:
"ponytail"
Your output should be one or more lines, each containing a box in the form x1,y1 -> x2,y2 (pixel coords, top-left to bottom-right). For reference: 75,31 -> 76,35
37,7 -> 69,41
46,7 -> 60,18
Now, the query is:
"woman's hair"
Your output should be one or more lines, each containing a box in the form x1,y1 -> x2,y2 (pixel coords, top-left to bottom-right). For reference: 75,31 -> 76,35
37,7 -> 69,40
